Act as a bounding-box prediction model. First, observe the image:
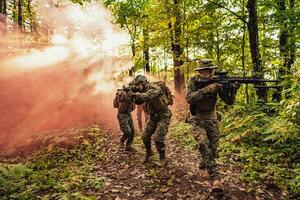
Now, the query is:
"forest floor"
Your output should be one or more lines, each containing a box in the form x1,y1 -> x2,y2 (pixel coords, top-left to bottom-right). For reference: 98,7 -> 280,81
0,125 -> 289,200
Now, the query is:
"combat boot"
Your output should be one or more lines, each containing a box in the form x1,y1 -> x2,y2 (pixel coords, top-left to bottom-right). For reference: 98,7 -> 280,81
212,179 -> 224,194
157,158 -> 168,167
157,151 -> 168,167
198,159 -> 206,169
143,149 -> 154,163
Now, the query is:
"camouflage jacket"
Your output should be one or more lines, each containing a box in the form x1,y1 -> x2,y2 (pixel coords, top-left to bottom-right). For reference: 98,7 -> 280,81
186,76 -> 236,120
134,82 -> 168,114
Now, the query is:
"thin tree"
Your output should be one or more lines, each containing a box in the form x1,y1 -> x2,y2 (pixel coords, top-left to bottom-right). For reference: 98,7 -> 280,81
169,0 -> 185,94
18,0 -> 23,28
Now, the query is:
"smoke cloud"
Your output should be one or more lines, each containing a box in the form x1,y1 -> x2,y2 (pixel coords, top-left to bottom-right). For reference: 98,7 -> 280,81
0,1 -> 132,156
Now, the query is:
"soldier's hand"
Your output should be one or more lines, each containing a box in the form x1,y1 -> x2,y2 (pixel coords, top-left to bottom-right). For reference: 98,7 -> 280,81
127,90 -> 135,98
205,83 -> 223,93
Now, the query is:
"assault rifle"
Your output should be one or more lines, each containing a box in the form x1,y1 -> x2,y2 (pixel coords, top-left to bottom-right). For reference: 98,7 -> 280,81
117,85 -> 138,93
189,71 -> 280,115
195,71 -> 278,88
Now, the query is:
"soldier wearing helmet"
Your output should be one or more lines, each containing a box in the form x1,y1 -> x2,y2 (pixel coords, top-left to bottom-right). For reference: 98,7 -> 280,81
113,83 -> 136,151
186,59 -> 239,192
130,75 -> 172,166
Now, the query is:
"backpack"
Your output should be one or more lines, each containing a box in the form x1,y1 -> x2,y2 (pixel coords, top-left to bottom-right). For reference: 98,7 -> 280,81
113,91 -> 132,112
154,81 -> 174,106
113,91 -> 121,108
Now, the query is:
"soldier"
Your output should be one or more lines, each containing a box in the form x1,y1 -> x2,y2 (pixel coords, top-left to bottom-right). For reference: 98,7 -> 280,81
113,87 -> 136,151
186,59 -> 239,192
129,75 -> 173,166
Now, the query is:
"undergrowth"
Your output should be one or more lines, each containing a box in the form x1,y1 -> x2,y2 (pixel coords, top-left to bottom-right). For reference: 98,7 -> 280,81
219,72 -> 300,194
0,126 -> 106,200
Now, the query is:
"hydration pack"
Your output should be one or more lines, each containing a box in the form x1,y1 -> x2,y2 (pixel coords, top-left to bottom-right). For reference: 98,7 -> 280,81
113,91 -> 134,113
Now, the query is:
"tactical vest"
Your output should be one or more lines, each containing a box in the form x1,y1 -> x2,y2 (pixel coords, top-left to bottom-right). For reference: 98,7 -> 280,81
190,79 -> 217,115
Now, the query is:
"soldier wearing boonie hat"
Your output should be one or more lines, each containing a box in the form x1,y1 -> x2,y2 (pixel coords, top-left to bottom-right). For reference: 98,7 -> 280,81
186,58 -> 239,193
194,59 -> 218,71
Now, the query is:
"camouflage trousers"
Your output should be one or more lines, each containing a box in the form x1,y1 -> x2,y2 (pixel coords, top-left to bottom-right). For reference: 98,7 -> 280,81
142,108 -> 172,159
117,112 -> 135,146
189,118 -> 220,180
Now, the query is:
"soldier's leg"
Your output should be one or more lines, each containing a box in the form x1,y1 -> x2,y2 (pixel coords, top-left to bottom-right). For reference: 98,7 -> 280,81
153,110 -> 172,161
142,116 -> 157,162
205,120 -> 220,180
190,120 -> 211,169
117,113 -> 131,145
126,114 -> 135,148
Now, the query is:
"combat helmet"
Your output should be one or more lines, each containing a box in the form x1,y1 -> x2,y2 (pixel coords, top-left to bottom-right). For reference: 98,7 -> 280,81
132,75 -> 148,85
194,59 -> 217,71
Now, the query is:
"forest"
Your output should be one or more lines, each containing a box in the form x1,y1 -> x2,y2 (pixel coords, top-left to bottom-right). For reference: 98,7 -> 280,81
0,0 -> 299,199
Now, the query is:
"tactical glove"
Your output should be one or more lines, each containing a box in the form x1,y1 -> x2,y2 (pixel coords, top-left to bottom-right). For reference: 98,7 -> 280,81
202,83 -> 223,93
230,82 -> 241,90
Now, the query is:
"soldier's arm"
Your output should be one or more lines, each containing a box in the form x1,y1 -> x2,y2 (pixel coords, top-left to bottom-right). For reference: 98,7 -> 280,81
186,78 -> 216,104
134,84 -> 163,101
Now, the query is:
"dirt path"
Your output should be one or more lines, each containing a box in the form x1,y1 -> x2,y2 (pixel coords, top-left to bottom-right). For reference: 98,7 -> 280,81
0,125 -> 286,199
92,131 -> 280,200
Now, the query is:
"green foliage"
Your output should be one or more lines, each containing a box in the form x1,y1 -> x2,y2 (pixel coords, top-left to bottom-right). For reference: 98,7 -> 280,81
219,70 -> 300,194
0,126 -> 106,199
169,122 -> 197,150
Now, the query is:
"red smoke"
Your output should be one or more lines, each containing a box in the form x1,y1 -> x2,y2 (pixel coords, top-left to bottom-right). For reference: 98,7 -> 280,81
0,1 -> 132,156
0,58 -> 122,155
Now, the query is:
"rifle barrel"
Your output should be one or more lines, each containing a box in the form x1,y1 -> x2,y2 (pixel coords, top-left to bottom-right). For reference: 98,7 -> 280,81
227,77 -> 278,83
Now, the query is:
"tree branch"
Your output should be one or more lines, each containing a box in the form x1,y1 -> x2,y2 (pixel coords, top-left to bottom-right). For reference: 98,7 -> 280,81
206,0 -> 248,24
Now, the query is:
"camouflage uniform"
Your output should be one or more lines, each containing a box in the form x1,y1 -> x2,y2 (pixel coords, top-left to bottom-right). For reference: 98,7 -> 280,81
134,82 -> 172,161
113,91 -> 136,148
186,75 -> 237,180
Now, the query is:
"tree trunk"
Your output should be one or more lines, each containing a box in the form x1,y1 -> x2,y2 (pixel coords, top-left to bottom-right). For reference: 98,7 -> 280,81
287,0 -> 296,69
0,0 -> 7,26
208,32 -> 214,59
18,0 -> 22,28
277,0 -> 289,77
128,40 -> 136,76
183,0 -> 189,80
12,0 -> 17,22
170,0 -> 184,94
247,0 -> 266,101
27,0 -> 34,32
143,27 -> 150,73
216,29 -> 221,67
242,0 -> 249,104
